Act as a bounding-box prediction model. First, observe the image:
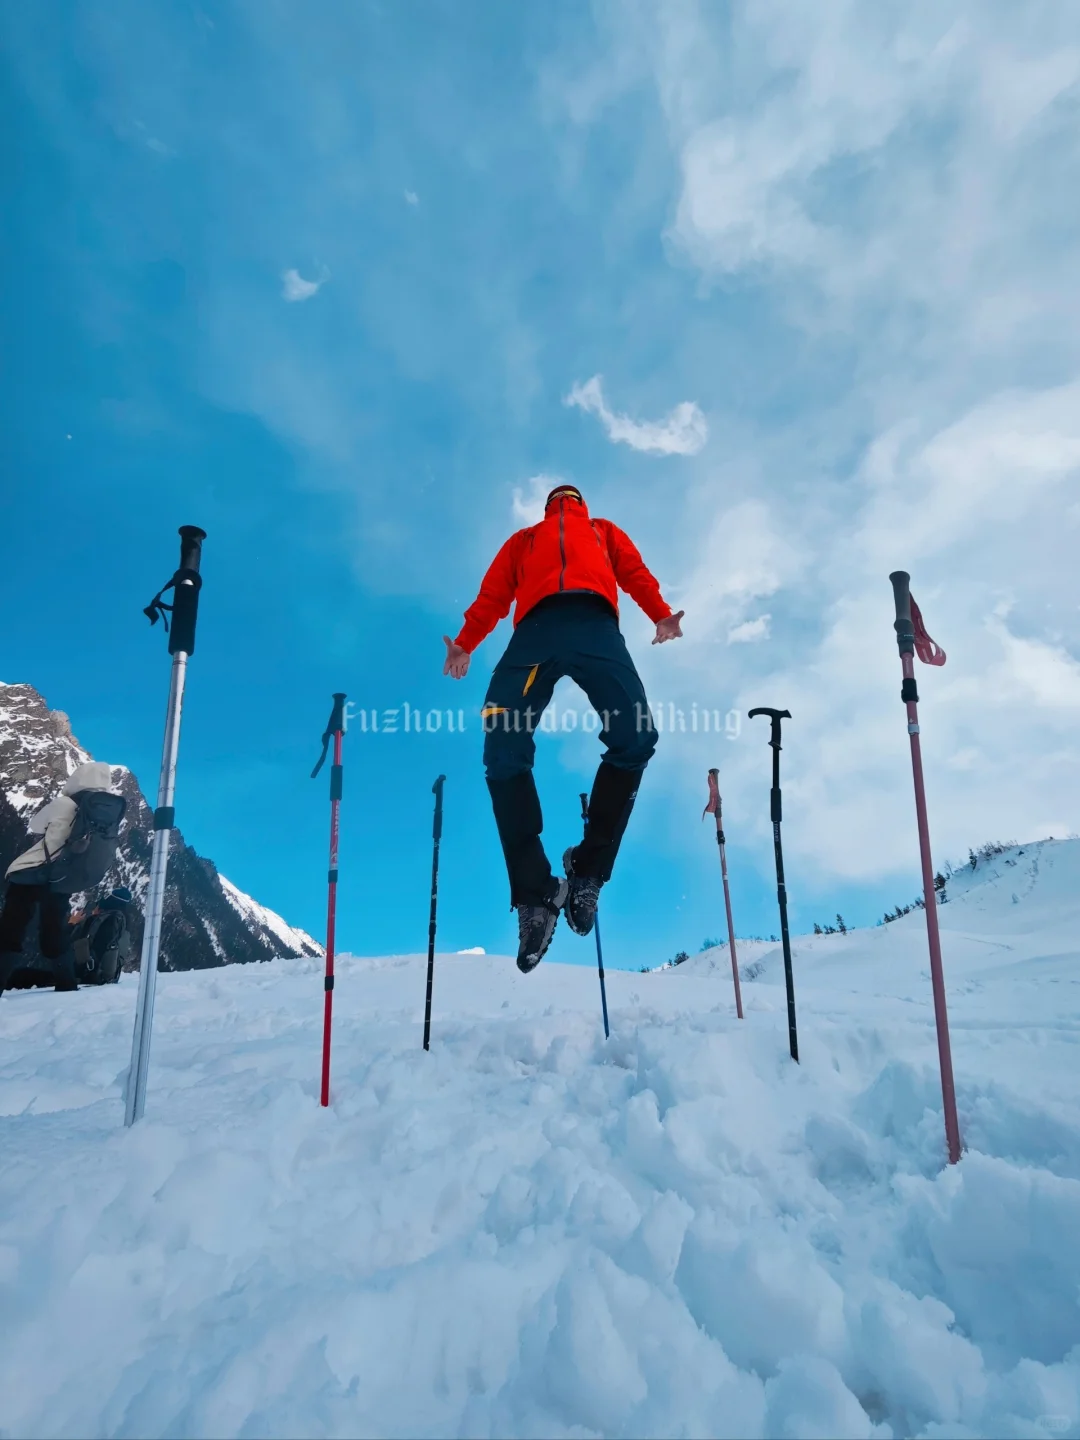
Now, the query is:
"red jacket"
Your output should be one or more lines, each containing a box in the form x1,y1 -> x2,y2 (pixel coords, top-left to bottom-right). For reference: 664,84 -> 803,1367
455,493 -> 672,653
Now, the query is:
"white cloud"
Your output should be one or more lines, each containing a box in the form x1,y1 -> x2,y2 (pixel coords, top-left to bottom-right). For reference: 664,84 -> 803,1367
986,618 -> 1080,710
512,474 -> 564,526
565,374 -> 707,456
404,190 -> 419,206
675,499 -> 800,646
565,1 -> 1080,896
281,268 -> 327,303
664,1 -> 1080,337
728,615 -> 772,644
132,120 -> 175,157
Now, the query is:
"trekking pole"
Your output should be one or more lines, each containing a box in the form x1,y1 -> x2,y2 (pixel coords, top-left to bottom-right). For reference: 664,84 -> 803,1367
312,693 -> 347,1107
748,708 -> 798,1062
125,525 -> 207,1126
422,775 -> 446,1051
703,770 -> 743,1019
889,571 -> 962,1165
580,793 -> 610,1040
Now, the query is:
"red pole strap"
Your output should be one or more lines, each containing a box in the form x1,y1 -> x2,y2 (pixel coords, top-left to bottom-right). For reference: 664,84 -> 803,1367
320,728 -> 343,1108
902,653 -> 962,1164
911,597 -> 946,666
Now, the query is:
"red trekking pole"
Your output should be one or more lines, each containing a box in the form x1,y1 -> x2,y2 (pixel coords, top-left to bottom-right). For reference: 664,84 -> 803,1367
889,573 -> 962,1165
703,770 -> 743,1019
312,693 -> 347,1107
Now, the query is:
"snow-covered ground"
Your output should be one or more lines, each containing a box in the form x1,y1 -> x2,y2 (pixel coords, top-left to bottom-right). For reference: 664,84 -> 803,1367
2,841 -> 1080,1438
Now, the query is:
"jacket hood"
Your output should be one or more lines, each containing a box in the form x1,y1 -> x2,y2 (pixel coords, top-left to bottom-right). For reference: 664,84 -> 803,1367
62,761 -> 115,795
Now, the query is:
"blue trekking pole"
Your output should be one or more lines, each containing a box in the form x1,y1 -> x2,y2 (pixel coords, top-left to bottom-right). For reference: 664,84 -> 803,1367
580,792 -> 610,1039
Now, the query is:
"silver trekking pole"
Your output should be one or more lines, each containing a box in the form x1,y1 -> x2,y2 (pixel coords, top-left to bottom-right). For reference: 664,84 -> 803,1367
125,526 -> 207,1126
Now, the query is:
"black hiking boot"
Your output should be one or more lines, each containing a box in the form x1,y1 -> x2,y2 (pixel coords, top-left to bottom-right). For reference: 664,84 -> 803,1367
562,848 -> 603,937
53,951 -> 79,993
516,879 -> 568,973
0,951 -> 20,999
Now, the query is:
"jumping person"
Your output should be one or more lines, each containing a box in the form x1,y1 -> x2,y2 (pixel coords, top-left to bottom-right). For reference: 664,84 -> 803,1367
443,483 -> 683,972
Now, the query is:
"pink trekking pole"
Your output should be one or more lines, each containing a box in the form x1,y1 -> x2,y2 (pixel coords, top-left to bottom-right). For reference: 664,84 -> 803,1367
703,770 -> 743,1019
889,572 -> 962,1165
311,693 -> 347,1107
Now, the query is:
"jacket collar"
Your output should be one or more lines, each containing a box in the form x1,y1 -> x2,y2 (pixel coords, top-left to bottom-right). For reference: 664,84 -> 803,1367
542,493 -> 591,521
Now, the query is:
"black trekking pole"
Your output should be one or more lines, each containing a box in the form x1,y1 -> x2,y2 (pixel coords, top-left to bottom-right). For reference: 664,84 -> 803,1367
748,707 -> 799,1062
422,775 -> 446,1051
580,792 -> 610,1040
126,525 -> 207,1126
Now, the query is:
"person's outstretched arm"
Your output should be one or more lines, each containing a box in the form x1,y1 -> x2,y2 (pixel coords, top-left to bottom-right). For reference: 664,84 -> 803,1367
602,522 -> 684,644
443,532 -> 521,679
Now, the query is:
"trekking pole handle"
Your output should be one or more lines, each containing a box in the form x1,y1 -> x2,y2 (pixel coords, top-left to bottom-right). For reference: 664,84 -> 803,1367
579,792 -> 590,823
748,707 -> 791,749
889,570 -> 915,656
706,768 -> 724,842
432,774 -> 446,840
169,526 -> 207,656
178,525 -> 207,576
327,692 -> 347,735
311,692 -> 348,780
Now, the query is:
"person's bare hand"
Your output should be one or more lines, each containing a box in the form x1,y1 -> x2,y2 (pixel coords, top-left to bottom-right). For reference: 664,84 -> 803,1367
443,635 -> 471,679
653,611 -> 685,645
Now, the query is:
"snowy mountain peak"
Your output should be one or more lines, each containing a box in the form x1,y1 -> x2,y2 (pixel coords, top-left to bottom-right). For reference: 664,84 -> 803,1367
0,682 -> 322,974
219,875 -> 321,959
0,681 -> 94,816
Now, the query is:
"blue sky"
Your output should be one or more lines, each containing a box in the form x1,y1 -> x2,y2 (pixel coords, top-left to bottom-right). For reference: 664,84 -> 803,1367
3,1 -> 1080,970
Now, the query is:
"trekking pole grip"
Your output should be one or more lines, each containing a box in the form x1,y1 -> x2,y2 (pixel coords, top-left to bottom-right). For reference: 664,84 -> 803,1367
889,570 -> 915,656
178,525 -> 206,576
748,707 -> 790,749
706,769 -> 723,842
432,775 -> 445,840
167,526 -> 207,656
328,692 -> 347,735
311,693 -> 347,782
579,792 -> 589,823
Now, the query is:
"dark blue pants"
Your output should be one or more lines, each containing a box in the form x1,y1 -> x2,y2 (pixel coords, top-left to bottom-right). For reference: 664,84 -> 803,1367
482,594 -> 657,905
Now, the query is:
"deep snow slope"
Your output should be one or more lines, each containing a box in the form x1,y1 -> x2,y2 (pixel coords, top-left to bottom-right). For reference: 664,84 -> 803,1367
2,843 -> 1080,1438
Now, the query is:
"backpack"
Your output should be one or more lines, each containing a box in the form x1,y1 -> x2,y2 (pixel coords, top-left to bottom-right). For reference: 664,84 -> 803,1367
46,791 -> 127,893
72,909 -> 130,985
